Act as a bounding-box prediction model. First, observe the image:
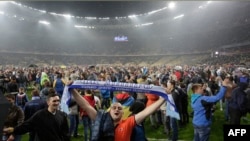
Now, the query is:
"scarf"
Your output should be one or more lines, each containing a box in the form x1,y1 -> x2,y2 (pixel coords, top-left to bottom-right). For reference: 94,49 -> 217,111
61,80 -> 179,118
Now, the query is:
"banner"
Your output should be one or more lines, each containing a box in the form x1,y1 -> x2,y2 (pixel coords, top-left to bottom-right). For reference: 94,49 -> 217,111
61,80 -> 179,119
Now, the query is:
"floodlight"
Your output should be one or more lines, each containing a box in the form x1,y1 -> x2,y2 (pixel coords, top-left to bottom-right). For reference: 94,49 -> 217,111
62,14 -> 72,18
39,20 -> 50,25
173,14 -> 184,20
128,15 -> 137,18
168,2 -> 176,9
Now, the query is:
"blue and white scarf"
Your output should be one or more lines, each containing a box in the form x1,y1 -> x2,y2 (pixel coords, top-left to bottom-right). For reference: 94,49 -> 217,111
61,80 -> 179,119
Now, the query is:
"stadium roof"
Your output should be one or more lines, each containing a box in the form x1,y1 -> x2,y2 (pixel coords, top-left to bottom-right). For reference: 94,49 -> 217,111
18,1 -> 204,18
19,1 -> 166,18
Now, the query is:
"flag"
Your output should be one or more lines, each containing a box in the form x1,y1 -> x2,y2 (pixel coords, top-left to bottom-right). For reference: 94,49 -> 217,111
166,94 -> 180,120
60,85 -> 71,114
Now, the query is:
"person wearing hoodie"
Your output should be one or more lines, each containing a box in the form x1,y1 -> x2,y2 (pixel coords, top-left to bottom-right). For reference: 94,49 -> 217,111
228,74 -> 249,125
191,77 -> 230,141
40,72 -> 50,88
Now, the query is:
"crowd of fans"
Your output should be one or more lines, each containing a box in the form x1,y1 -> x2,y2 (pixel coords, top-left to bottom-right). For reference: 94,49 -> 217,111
0,58 -> 249,141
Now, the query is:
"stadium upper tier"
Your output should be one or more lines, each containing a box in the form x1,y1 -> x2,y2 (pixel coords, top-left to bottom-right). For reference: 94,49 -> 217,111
0,1 -> 250,55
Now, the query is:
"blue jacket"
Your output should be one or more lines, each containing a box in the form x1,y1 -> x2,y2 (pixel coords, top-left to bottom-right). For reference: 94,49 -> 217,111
91,110 -> 114,141
24,97 -> 47,120
191,86 -> 227,126
100,89 -> 111,99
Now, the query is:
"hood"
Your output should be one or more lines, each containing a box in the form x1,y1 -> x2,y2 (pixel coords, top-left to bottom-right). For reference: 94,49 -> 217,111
191,93 -> 202,104
41,72 -> 48,78
238,82 -> 248,90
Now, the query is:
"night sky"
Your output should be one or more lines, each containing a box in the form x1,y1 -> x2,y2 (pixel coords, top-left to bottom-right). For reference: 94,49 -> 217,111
19,1 -> 169,17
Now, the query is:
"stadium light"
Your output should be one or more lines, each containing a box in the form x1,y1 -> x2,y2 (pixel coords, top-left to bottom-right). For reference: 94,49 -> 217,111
0,11 -> 4,15
39,20 -> 50,25
128,15 -> 137,18
38,10 -> 46,13
62,14 -> 72,18
207,1 -> 212,4
168,2 -> 176,9
74,25 -> 87,28
173,14 -> 184,20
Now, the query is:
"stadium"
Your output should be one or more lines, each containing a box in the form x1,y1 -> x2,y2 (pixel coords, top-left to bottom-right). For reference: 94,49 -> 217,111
1,1 -> 250,141
0,1 -> 249,67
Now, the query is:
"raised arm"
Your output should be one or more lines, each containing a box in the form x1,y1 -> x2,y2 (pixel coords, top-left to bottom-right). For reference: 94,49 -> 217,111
135,97 -> 165,124
71,89 -> 97,120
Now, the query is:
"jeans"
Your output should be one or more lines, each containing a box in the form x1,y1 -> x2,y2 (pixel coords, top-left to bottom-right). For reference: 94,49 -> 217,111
69,114 -> 79,136
82,115 -> 92,141
170,117 -> 178,141
149,111 -> 158,127
193,124 -> 211,141
161,111 -> 170,134
14,135 -> 22,141
224,99 -> 229,121
101,98 -> 110,109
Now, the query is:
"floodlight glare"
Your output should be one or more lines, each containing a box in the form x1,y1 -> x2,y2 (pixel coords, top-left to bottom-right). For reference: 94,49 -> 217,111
168,2 -> 176,9
173,14 -> 184,20
128,15 -> 137,18
39,20 -> 50,25
62,14 -> 72,18
39,10 -> 46,13
74,25 -> 87,28
0,11 -> 4,15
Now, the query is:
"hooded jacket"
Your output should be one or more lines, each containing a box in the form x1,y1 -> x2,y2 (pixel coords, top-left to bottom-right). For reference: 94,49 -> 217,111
228,83 -> 248,114
191,86 -> 227,126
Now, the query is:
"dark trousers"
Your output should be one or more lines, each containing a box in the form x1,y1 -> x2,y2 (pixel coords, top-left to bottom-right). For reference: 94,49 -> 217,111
229,107 -> 242,124
29,132 -> 35,141
101,98 -> 110,109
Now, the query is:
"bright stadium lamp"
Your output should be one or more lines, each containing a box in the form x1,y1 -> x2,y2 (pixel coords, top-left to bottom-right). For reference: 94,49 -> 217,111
168,2 -> 176,9
39,20 -> 50,25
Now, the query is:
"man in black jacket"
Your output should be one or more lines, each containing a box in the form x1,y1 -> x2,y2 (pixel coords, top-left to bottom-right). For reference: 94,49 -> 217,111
23,89 -> 47,141
3,89 -> 70,141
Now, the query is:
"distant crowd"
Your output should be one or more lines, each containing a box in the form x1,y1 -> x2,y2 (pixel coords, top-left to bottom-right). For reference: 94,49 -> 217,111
1,63 -> 250,141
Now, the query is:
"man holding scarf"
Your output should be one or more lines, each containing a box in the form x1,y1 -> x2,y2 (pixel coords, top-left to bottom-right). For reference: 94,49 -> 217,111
70,85 -> 171,141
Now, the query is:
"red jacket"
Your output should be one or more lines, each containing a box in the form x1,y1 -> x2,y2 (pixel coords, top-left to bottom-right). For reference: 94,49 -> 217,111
80,95 -> 95,116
